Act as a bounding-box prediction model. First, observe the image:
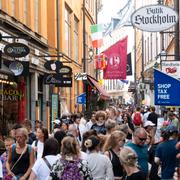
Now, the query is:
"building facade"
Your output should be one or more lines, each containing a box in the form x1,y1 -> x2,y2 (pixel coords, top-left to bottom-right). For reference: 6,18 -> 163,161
0,0 -> 98,132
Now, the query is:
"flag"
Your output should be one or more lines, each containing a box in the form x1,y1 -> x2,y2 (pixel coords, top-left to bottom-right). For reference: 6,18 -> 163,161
90,24 -> 103,48
103,37 -> 128,79
127,53 -> 132,76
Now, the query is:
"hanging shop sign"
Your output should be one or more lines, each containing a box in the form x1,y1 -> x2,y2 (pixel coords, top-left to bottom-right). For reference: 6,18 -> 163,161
44,60 -> 63,73
161,60 -> 180,80
59,66 -> 72,75
44,73 -> 72,87
131,5 -> 178,32
154,69 -> 180,106
76,93 -> 86,104
4,60 -> 29,76
74,73 -> 87,80
4,43 -> 30,57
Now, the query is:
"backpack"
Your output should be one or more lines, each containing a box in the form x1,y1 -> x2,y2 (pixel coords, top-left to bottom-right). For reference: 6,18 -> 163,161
61,160 -> 82,180
133,112 -> 142,126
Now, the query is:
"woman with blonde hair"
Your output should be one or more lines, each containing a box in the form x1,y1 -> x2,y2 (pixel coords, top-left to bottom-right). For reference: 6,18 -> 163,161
6,128 -> 34,179
119,147 -> 146,180
49,136 -> 92,179
103,130 -> 126,180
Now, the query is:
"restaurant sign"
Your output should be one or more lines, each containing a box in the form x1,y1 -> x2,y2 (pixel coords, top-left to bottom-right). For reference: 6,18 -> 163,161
131,5 -> 178,32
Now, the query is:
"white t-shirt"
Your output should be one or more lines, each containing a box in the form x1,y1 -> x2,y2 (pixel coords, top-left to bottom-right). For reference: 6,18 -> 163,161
0,160 -> 3,178
86,152 -> 114,180
32,140 -> 44,159
32,155 -> 59,180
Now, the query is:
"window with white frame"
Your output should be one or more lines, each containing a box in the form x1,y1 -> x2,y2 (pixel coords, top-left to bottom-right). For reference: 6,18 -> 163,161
74,16 -> 79,62
34,0 -> 39,32
65,6 -> 71,56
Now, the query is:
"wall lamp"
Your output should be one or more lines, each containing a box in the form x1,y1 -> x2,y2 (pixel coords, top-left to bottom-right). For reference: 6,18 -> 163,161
159,50 -> 180,61
87,47 -> 94,62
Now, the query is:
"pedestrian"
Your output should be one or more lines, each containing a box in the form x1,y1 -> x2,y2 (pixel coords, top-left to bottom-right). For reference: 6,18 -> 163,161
131,107 -> 144,127
91,110 -> 107,134
53,130 -> 66,153
84,135 -> 114,180
0,136 -> 15,178
22,119 -> 37,145
103,130 -> 126,179
86,112 -> 96,130
105,119 -> 116,135
29,138 -> 59,180
48,136 -> 92,179
119,147 -> 146,180
147,106 -> 159,135
32,127 -> 49,160
6,128 -> 35,179
125,128 -> 149,177
168,112 -> 180,131
143,107 -> 151,123
155,124 -> 179,180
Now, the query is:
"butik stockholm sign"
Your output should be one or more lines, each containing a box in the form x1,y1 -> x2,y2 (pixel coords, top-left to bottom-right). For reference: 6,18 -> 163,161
4,43 -> 30,58
131,5 -> 178,32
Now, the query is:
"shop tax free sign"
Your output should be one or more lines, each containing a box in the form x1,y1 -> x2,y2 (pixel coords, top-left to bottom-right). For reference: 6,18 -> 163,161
154,69 -> 180,106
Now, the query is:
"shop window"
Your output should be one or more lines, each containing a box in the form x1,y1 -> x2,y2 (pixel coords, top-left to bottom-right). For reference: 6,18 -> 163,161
0,77 -> 27,133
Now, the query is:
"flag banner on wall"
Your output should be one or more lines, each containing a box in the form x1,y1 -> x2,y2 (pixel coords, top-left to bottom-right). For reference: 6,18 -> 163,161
127,53 -> 132,76
90,24 -> 103,48
103,36 -> 128,79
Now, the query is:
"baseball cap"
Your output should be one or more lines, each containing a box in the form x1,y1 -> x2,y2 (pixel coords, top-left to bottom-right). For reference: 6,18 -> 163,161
53,119 -> 61,125
144,121 -> 155,127
165,124 -> 178,133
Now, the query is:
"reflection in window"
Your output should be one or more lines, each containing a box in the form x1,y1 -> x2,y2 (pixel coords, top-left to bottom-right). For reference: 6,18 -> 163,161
65,7 -> 71,56
74,16 -> 79,62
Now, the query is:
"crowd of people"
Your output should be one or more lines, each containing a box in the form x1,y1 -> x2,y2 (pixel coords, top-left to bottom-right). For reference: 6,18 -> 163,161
0,105 -> 179,180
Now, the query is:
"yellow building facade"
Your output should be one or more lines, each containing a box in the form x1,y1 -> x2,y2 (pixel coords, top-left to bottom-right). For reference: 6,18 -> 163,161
0,0 -> 97,131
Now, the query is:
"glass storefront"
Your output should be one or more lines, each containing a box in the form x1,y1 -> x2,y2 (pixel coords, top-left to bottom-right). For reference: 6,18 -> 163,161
0,75 -> 27,135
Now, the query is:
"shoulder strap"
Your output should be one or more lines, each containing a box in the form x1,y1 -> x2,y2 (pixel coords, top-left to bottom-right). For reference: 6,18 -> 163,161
108,150 -> 112,161
43,157 -> 52,170
11,144 -> 27,171
35,140 -> 38,147
27,145 -> 32,153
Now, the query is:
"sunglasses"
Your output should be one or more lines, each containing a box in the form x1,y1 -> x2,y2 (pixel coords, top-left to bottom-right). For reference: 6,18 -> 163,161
137,136 -> 147,141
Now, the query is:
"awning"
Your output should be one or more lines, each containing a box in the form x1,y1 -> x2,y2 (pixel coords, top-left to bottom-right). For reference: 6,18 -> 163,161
87,75 -> 110,100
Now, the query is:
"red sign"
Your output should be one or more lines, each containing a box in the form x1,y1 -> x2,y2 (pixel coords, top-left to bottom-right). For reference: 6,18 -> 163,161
95,54 -> 106,70
103,37 -> 127,79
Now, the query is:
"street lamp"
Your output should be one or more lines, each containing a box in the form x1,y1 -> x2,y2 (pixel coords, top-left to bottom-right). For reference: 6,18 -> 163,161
159,49 -> 167,61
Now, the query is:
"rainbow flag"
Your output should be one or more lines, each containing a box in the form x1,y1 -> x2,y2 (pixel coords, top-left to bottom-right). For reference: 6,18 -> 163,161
90,24 -> 103,48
